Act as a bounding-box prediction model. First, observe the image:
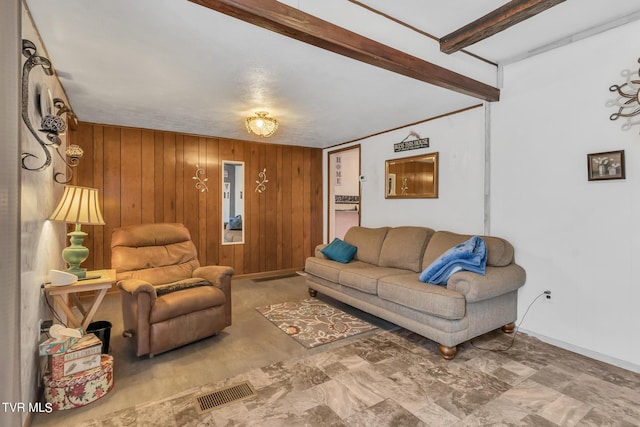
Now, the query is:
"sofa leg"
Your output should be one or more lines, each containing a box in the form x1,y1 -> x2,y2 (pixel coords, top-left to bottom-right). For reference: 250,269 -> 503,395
308,288 -> 317,297
438,344 -> 457,360
501,322 -> 516,334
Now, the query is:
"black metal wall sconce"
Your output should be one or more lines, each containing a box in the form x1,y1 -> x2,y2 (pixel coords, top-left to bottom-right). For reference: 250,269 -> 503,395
607,57 -> 640,135
21,39 -> 82,184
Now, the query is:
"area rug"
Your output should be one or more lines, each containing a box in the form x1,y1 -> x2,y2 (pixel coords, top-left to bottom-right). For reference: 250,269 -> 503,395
256,298 -> 377,348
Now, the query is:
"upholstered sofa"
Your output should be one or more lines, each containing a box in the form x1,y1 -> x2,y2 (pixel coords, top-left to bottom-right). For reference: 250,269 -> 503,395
304,226 -> 526,359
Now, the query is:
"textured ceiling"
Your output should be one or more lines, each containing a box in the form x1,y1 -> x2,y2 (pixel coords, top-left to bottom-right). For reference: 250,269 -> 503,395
25,0 -> 640,148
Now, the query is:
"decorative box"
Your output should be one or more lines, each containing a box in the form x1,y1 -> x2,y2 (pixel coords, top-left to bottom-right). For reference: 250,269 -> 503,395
39,336 -> 78,356
44,354 -> 113,411
49,333 -> 102,379
39,327 -> 84,356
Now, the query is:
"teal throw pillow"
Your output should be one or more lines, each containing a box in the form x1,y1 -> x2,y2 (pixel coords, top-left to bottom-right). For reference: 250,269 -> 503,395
321,238 -> 357,263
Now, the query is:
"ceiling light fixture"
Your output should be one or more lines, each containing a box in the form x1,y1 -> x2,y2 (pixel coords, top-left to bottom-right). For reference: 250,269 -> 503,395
245,111 -> 278,138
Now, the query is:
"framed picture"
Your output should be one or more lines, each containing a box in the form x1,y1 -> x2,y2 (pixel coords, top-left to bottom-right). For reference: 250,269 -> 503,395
587,150 -> 625,181
385,152 -> 439,198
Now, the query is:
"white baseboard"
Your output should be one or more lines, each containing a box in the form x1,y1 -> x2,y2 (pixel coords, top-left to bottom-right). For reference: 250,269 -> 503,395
519,328 -> 640,374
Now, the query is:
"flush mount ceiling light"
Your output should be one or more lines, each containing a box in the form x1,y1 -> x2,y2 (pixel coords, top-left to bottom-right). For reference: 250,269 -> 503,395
245,111 -> 278,138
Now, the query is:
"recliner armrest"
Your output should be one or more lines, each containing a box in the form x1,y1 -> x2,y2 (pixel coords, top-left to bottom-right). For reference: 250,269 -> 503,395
193,265 -> 234,326
117,278 -> 158,306
446,264 -> 526,303
193,266 -> 234,289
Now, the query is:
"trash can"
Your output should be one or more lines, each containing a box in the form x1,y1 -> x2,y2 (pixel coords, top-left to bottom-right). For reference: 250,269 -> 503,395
87,321 -> 112,354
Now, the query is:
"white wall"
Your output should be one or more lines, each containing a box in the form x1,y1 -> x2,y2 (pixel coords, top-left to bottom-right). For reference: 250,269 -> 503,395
324,20 -> 640,372
355,106 -> 486,233
20,5 -> 69,420
491,20 -> 640,371
1,1 -> 23,426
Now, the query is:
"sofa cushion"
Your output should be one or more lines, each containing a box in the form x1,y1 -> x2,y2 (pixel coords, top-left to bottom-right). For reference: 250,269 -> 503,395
344,227 -> 389,265
378,226 -> 434,272
378,273 -> 466,320
339,266 -> 408,295
423,231 -> 514,268
305,257 -> 369,283
321,238 -> 357,263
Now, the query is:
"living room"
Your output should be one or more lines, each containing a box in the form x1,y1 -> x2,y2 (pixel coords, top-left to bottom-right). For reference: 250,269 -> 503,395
3,1 -> 640,426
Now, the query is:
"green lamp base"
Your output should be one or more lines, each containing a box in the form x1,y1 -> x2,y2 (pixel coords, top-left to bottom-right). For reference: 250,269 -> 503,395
62,224 -> 89,279
65,266 -> 87,279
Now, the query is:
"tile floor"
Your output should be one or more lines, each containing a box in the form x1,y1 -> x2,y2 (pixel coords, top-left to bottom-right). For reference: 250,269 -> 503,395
33,277 -> 640,426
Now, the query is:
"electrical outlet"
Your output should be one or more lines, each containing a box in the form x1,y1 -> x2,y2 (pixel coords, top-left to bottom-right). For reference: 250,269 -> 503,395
40,319 -> 53,333
544,290 -> 552,300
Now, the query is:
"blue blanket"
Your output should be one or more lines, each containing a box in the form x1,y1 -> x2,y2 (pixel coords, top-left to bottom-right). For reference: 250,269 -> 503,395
419,236 -> 487,285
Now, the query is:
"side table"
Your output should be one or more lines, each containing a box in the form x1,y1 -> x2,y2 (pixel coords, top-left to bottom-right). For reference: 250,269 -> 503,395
44,269 -> 116,331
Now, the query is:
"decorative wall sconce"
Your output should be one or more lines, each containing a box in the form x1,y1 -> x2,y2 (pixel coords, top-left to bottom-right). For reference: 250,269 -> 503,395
192,164 -> 209,192
54,96 -> 78,131
607,58 -> 640,134
255,168 -> 268,193
245,111 -> 278,138
21,39 -> 81,184
400,177 -> 409,195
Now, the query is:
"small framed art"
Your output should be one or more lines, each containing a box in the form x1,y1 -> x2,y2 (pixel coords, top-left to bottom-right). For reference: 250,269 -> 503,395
587,150 -> 625,181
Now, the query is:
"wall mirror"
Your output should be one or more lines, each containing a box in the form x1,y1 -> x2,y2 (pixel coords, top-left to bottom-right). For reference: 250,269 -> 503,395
385,152 -> 438,198
222,161 -> 244,244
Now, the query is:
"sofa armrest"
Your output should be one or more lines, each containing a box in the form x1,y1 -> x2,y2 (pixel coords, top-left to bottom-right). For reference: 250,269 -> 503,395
117,278 -> 158,306
447,264 -> 526,303
314,244 -> 329,259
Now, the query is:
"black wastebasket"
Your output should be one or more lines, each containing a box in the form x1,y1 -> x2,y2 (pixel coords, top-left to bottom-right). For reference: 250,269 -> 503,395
87,321 -> 112,354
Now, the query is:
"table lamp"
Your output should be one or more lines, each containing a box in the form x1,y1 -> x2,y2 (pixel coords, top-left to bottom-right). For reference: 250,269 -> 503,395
49,185 -> 105,278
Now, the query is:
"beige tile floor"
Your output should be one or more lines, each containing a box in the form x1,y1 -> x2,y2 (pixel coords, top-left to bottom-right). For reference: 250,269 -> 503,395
32,276 -> 640,426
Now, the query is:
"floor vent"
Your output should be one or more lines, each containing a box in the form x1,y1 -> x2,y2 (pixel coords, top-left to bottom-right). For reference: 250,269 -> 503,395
193,381 -> 256,414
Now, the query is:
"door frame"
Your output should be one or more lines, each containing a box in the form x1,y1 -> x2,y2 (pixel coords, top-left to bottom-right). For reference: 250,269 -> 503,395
327,145 -> 361,242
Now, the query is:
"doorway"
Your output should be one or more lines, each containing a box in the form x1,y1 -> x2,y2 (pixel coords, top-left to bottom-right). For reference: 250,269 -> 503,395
328,146 -> 361,241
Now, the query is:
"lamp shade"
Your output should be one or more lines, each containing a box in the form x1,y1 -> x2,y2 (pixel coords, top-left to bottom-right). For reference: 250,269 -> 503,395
49,185 -> 105,225
245,111 -> 278,138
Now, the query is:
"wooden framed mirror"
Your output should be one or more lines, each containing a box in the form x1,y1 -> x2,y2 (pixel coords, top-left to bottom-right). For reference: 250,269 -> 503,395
222,160 -> 244,244
385,152 -> 438,198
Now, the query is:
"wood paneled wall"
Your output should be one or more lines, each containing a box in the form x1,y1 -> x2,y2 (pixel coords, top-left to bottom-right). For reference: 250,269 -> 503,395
70,122 -> 323,276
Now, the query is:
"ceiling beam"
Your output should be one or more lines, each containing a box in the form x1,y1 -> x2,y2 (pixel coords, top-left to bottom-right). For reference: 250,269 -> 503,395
440,0 -> 565,54
188,0 -> 499,102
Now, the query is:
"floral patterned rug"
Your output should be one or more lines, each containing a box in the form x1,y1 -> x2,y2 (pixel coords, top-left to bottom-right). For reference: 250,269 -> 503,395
256,298 -> 377,348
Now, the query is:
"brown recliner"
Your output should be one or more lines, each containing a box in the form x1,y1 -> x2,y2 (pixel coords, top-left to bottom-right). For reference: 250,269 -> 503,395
111,223 -> 233,357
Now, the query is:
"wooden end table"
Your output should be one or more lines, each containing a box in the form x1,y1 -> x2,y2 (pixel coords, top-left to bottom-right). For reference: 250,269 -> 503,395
44,269 -> 116,331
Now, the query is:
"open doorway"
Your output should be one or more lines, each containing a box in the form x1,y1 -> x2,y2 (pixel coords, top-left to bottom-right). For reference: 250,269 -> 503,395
328,145 -> 361,241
